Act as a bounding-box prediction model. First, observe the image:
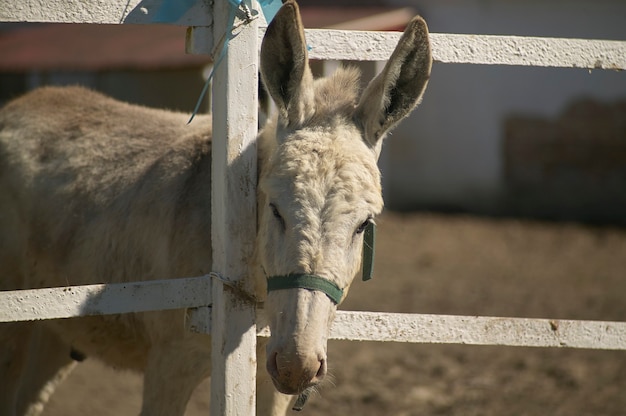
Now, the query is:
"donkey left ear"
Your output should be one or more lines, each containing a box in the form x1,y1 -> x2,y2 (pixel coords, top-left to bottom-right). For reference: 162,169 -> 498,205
355,16 -> 432,155
260,0 -> 315,128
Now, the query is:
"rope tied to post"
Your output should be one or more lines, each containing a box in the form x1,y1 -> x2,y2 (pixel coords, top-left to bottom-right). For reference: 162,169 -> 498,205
209,271 -> 260,305
186,0 -> 282,123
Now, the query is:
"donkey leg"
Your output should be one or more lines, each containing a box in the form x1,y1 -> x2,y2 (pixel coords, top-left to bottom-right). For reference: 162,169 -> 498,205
0,322 -> 75,416
19,324 -> 77,416
256,338 -> 294,416
141,335 -> 211,416
0,322 -> 30,416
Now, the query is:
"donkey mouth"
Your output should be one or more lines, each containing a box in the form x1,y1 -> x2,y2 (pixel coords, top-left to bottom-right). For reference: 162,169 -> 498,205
270,375 -> 320,396
271,379 -> 314,396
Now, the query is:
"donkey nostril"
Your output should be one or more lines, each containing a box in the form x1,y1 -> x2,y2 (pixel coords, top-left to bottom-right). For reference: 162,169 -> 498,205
315,358 -> 327,381
267,351 -> 279,380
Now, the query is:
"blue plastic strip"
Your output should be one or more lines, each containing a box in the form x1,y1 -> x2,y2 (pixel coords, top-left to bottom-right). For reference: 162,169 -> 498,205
152,0 -> 197,23
259,0 -> 281,23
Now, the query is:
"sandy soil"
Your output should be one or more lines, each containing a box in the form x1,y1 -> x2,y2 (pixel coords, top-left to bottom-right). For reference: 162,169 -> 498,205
43,212 -> 626,415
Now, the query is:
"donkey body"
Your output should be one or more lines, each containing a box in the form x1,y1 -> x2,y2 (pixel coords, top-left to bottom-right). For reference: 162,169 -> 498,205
0,1 -> 431,414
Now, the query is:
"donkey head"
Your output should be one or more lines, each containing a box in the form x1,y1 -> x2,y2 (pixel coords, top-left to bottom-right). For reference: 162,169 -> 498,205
255,0 -> 431,395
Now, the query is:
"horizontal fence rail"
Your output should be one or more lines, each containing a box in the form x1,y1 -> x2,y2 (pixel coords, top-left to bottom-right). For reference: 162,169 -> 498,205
2,278 -> 626,351
0,0 -> 212,25
327,312 -> 626,350
302,30 -> 626,70
0,277 -> 211,321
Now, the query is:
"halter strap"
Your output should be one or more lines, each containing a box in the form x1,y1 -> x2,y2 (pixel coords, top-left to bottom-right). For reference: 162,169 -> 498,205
266,222 -> 376,304
362,221 -> 375,281
266,274 -> 344,305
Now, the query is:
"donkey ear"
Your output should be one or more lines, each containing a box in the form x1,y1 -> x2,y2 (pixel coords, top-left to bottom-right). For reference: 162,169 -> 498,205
355,16 -> 432,154
260,0 -> 315,127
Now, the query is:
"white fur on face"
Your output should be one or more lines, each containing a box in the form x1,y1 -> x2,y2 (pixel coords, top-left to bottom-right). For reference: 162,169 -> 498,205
259,124 -> 383,289
257,94 -> 384,393
258,68 -> 384,287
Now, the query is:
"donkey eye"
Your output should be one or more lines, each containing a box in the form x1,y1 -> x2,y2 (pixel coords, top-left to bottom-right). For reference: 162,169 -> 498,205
356,217 -> 373,235
270,203 -> 280,217
269,203 -> 285,229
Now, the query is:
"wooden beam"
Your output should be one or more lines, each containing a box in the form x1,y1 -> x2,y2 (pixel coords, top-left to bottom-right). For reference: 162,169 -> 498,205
3,280 -> 626,350
0,277 -> 211,322
209,0 -> 259,414
256,310 -> 626,351
284,29 -> 626,71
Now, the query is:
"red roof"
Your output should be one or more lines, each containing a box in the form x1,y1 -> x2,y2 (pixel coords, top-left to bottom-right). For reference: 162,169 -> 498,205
0,24 -> 209,71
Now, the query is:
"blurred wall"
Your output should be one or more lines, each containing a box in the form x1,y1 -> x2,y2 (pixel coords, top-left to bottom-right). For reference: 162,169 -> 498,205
379,0 -> 626,221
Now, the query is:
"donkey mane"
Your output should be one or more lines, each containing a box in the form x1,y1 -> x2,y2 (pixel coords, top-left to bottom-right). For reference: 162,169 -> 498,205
258,65 -> 380,216
310,66 -> 362,125
258,66 -> 365,180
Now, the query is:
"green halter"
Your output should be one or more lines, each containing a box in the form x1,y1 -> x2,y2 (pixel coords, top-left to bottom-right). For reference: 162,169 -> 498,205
266,222 -> 376,304
361,220 -> 375,281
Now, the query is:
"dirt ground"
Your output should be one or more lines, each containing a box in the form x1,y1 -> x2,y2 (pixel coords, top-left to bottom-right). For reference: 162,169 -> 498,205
43,212 -> 626,416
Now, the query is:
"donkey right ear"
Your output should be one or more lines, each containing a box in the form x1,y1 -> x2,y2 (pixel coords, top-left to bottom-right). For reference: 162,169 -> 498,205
260,0 -> 315,127
355,16 -> 432,156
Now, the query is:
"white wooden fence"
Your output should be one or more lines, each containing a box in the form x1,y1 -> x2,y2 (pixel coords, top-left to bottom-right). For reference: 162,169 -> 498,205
1,1 -> 625,415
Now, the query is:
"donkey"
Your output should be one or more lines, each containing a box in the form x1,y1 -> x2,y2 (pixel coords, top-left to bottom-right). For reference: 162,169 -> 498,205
0,1 -> 431,414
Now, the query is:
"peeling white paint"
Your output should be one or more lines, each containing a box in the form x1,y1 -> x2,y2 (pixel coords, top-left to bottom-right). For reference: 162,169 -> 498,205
430,33 -> 626,70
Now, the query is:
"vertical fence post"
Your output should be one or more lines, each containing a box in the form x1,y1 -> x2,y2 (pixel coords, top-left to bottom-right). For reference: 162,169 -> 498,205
210,0 -> 259,414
